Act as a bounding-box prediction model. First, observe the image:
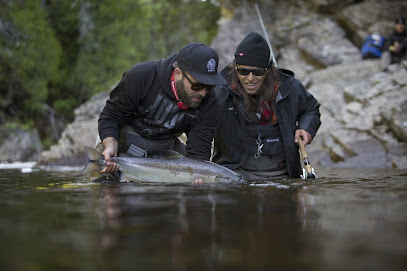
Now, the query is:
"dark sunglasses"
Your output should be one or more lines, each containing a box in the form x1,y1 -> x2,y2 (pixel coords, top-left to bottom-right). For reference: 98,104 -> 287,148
235,65 -> 268,76
182,71 -> 215,91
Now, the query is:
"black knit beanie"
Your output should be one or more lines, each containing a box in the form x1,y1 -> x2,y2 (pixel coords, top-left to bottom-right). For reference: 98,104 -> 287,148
234,32 -> 270,68
395,17 -> 406,25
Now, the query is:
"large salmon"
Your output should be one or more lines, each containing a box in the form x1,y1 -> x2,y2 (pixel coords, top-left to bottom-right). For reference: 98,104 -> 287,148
83,146 -> 243,183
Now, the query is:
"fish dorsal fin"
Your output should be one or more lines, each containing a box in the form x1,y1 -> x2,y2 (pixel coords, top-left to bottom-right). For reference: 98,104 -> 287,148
164,150 -> 184,159
147,150 -> 184,159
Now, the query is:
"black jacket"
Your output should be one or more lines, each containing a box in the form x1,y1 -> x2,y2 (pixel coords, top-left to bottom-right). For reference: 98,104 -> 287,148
212,66 -> 321,178
385,30 -> 407,59
98,54 -> 220,161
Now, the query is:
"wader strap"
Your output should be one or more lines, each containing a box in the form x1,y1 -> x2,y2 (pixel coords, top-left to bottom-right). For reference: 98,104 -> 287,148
127,144 -> 146,157
120,124 -> 176,156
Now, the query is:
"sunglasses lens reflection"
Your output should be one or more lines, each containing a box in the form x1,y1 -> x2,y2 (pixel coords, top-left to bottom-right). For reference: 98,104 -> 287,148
183,70 -> 214,91
237,68 -> 267,76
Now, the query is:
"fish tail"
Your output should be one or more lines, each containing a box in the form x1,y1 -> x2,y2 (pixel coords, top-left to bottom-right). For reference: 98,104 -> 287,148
83,146 -> 120,182
82,146 -> 104,175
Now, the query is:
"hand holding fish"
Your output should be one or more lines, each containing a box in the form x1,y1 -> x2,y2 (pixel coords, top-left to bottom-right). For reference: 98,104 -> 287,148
193,178 -> 203,184
100,137 -> 119,174
83,147 -> 243,183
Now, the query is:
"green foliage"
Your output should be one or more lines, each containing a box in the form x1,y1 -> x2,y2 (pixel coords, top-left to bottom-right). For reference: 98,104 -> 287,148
0,1 -> 62,121
0,120 -> 33,131
73,0 -> 221,97
41,135 -> 56,151
0,0 -> 221,143
53,98 -> 77,120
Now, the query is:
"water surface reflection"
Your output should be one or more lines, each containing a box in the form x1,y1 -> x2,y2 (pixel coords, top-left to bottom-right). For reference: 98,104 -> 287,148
0,167 -> 406,270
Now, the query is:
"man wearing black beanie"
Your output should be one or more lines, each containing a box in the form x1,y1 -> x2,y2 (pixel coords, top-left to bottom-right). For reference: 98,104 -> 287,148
380,17 -> 407,71
212,32 -> 321,179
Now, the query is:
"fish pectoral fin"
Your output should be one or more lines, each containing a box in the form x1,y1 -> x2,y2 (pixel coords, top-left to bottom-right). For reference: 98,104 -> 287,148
89,172 -> 121,183
109,171 -> 121,182
89,172 -> 104,182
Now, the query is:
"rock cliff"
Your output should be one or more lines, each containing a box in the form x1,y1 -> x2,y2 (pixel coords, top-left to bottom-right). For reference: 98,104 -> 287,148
211,0 -> 407,169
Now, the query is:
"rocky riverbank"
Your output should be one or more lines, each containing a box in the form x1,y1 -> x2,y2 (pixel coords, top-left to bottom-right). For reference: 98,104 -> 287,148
2,0 -> 407,170
211,0 -> 407,169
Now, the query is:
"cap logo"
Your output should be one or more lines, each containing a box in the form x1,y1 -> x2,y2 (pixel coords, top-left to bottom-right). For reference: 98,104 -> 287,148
239,53 -> 244,56
207,59 -> 216,72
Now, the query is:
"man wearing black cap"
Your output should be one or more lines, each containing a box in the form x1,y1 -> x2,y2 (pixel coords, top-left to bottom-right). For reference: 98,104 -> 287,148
381,17 -> 407,71
98,43 -> 226,174
212,32 -> 321,179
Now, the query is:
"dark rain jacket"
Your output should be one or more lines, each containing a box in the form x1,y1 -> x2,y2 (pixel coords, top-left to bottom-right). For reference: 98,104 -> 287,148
385,30 -> 407,60
212,66 -> 321,178
98,54 -> 220,161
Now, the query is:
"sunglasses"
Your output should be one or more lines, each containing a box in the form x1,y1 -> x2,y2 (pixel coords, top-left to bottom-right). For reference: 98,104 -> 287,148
182,71 -> 215,91
235,65 -> 268,76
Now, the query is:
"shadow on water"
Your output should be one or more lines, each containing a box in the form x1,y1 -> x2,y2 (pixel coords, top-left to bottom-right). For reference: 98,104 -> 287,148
0,166 -> 406,270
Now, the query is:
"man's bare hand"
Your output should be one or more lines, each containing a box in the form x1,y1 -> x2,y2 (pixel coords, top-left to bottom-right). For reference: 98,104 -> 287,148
193,178 -> 203,184
100,137 -> 119,174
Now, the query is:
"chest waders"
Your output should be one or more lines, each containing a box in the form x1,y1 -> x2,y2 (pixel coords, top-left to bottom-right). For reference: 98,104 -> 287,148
119,85 -> 198,157
241,123 -> 288,177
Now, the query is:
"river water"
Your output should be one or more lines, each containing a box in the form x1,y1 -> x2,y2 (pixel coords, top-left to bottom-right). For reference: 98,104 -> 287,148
0,165 -> 406,271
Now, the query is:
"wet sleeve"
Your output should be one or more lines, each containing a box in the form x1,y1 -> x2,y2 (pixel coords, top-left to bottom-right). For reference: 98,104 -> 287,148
185,93 -> 220,161
295,80 -> 321,138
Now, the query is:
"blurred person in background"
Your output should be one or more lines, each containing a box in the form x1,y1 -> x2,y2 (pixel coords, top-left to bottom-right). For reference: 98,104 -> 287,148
381,17 -> 407,71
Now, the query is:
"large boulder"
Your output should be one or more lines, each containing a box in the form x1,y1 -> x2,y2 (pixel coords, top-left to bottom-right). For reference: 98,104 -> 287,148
39,91 -> 109,165
307,61 -> 407,169
296,17 -> 361,67
0,127 -> 42,162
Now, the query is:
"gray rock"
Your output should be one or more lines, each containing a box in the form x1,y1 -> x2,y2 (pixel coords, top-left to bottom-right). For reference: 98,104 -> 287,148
39,91 -> 110,165
0,128 -> 42,161
297,18 -> 361,67
338,0 -> 407,46
307,62 -> 407,169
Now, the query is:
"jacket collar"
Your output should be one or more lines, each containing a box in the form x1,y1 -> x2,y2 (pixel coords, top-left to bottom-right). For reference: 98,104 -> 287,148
157,54 -> 177,94
275,68 -> 295,103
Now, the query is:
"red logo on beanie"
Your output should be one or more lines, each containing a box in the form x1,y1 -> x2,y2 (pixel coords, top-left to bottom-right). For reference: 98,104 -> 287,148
239,53 -> 244,56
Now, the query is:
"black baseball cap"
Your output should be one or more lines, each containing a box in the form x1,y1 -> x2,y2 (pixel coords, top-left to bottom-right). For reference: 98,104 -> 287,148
176,43 -> 226,85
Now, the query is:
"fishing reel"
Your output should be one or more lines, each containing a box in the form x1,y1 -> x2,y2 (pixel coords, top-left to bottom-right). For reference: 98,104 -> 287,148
301,167 -> 316,179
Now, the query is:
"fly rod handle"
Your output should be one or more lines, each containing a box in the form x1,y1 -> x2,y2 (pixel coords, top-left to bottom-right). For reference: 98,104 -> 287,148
298,137 -> 308,160
298,137 -> 316,178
